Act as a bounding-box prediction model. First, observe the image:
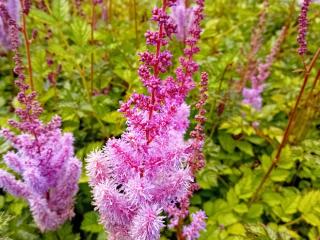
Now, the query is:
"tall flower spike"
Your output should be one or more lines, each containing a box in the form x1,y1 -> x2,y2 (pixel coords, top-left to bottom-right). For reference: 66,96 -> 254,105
238,0 -> 268,91
0,3 -> 81,232
297,0 -> 312,55
86,0 -> 207,239
243,25 -> 288,110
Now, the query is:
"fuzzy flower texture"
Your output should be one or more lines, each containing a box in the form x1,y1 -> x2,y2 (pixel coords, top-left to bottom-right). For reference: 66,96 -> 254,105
86,0 -> 207,240
0,3 -> 81,232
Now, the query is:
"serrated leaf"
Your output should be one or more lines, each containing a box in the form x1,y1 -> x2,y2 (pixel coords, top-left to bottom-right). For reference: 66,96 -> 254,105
52,0 -> 70,21
298,190 -> 320,213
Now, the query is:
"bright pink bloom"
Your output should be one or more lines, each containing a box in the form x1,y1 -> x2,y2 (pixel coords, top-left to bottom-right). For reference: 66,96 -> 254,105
87,0 -> 207,239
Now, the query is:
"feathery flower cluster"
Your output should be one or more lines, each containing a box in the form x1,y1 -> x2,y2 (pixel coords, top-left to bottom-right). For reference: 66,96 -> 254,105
86,0 -> 207,239
0,3 -> 81,232
0,0 -> 20,49
243,26 -> 288,110
297,0 -> 312,55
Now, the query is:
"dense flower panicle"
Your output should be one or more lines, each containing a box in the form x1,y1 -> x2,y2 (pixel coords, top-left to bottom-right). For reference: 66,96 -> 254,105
87,0 -> 207,239
182,210 -> 207,240
0,3 -> 81,232
0,0 -> 20,49
242,25 -> 288,110
297,0 -> 312,55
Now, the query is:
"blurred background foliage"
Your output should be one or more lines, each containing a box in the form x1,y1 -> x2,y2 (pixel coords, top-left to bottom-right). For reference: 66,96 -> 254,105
0,0 -> 320,239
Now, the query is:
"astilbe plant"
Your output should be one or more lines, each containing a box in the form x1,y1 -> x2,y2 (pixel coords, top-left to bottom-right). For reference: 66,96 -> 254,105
86,0 -> 207,239
0,3 -> 81,232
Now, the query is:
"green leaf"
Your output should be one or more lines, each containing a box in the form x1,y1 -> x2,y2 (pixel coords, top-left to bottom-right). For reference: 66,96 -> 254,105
218,132 -> 235,153
52,0 -> 70,21
270,169 -> 290,182
245,204 -> 263,219
298,190 -> 320,213
30,9 -> 56,25
227,189 -> 239,205
228,223 -> 246,236
81,212 -> 103,233
262,192 -> 282,207
217,212 -> 238,226
303,213 -> 320,226
236,141 -> 254,156
69,18 -> 90,46
234,203 -> 248,214
203,201 -> 215,217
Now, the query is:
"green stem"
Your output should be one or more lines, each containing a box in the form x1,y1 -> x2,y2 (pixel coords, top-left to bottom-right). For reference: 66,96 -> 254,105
284,216 -> 303,227
90,0 -> 96,97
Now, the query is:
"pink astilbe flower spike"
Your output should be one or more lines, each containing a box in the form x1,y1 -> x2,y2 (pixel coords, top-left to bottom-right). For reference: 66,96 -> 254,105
0,3 -> 81,232
243,25 -> 288,110
86,0 -> 207,239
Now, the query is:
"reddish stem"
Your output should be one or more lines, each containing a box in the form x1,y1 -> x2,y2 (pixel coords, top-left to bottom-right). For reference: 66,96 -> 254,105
19,1 -> 34,91
146,0 -> 167,144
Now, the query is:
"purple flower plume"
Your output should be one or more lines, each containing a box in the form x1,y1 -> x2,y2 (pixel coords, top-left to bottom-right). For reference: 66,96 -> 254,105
0,3 -> 81,232
0,0 -> 20,49
297,0 -> 312,55
86,0 -> 207,239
